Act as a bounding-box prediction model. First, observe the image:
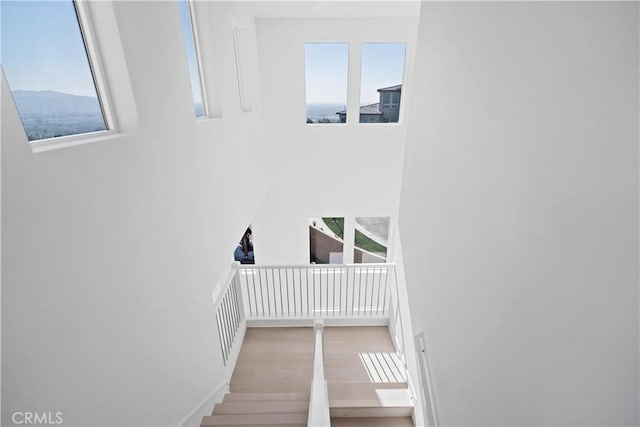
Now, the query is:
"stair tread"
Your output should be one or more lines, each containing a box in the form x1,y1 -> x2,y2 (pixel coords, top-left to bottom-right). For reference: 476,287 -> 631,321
327,381 -> 407,401
330,416 -> 414,426
325,352 -> 407,383
229,382 -> 311,393
213,401 -> 308,414
330,399 -> 413,408
324,327 -> 396,353
201,413 -> 307,425
330,387 -> 411,407
231,368 -> 312,384
331,406 -> 413,417
202,425 -> 306,427
223,392 -> 310,402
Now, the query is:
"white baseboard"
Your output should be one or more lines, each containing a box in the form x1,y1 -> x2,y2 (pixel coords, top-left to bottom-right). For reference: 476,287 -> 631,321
246,317 -> 390,328
176,381 -> 228,427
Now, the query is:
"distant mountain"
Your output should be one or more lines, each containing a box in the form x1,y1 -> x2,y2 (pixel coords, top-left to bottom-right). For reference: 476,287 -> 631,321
10,90 -> 106,141
306,103 -> 345,123
12,90 -> 103,116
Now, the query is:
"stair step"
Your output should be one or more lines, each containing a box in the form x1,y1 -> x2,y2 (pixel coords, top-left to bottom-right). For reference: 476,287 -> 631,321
229,382 -> 310,393
231,368 -> 311,384
239,328 -> 313,356
223,392 -> 310,402
325,352 -> 406,383
330,387 -> 411,406
327,381 -> 407,401
330,416 -> 414,426
330,406 -> 413,417
213,400 -> 308,414
234,358 -> 313,371
324,327 -> 396,353
236,353 -> 313,364
201,425 -> 306,427
201,413 -> 307,425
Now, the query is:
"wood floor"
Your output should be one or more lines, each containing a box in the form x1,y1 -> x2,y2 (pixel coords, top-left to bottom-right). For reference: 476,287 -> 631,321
325,327 -> 414,425
201,326 -> 413,426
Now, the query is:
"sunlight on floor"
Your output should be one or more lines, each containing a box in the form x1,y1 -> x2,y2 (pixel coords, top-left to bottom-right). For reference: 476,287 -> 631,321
359,352 -> 407,383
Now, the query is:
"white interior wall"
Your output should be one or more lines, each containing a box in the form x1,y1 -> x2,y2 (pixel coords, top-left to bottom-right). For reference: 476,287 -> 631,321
252,16 -> 419,265
1,1 -> 267,426
399,2 -> 639,425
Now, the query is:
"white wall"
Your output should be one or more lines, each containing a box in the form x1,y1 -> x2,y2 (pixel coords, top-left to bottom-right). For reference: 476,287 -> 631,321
1,1 -> 267,425
253,16 -> 419,265
399,2 -> 639,425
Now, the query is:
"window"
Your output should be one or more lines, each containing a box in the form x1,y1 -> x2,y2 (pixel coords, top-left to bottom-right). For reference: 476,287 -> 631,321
178,0 -> 207,118
305,43 -> 349,124
359,43 -> 406,124
354,217 -> 390,263
382,92 -> 400,108
2,1 -> 110,142
310,217 -> 344,264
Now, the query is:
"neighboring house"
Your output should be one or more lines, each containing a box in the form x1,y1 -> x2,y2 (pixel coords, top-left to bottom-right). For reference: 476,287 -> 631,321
337,84 -> 402,123
377,84 -> 402,123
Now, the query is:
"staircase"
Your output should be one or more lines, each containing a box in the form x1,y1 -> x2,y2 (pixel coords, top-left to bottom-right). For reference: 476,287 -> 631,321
201,326 -> 414,426
201,327 -> 312,426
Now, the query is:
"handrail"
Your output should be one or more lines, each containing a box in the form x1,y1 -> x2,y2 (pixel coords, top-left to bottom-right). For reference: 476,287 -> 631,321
308,320 -> 331,427
242,262 -> 393,269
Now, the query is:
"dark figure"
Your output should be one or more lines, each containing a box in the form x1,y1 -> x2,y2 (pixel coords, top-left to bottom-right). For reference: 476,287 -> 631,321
234,227 -> 254,264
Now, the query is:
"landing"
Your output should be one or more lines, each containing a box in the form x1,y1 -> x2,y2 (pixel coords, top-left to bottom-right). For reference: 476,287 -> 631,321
231,327 -> 314,393
324,326 -> 413,424
325,326 -> 406,385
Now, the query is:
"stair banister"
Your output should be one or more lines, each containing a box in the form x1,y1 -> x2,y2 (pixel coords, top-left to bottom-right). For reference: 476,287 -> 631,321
308,320 -> 331,426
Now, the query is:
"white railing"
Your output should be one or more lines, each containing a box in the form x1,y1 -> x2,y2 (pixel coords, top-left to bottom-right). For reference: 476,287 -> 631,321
236,264 -> 392,320
308,320 -> 331,427
213,262 -> 419,423
219,263 -> 409,368
214,273 -> 244,366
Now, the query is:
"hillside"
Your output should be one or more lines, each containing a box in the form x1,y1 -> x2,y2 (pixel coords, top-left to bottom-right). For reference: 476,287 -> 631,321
11,90 -> 106,141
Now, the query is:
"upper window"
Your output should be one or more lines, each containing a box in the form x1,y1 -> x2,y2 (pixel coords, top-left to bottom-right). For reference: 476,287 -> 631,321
309,217 -> 344,264
354,217 -> 390,263
305,43 -> 349,125
2,1 -> 109,142
178,0 -> 207,118
359,43 -> 406,124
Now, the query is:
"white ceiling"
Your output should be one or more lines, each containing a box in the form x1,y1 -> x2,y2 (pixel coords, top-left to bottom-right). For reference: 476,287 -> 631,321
227,0 -> 421,19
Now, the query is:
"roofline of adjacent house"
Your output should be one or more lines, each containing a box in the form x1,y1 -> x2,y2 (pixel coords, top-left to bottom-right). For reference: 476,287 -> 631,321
377,84 -> 402,92
337,102 -> 383,115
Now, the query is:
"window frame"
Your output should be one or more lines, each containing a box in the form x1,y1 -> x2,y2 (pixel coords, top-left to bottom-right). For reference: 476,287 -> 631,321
24,0 -> 119,151
358,42 -> 407,126
179,0 -> 210,119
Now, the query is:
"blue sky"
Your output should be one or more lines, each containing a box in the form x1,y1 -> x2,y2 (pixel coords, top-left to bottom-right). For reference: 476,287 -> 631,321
1,0 -> 203,107
360,43 -> 406,104
178,0 -> 205,112
1,0 -> 100,97
305,42 -> 405,105
305,43 -> 349,105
